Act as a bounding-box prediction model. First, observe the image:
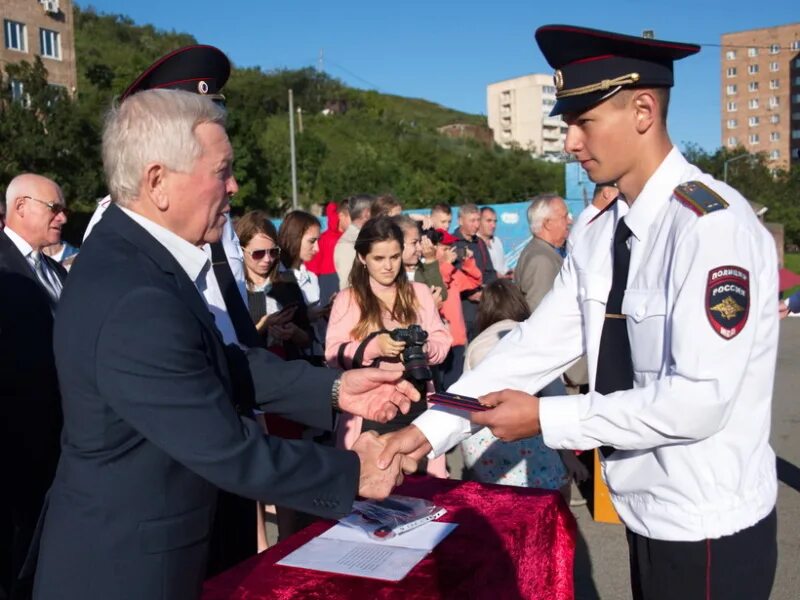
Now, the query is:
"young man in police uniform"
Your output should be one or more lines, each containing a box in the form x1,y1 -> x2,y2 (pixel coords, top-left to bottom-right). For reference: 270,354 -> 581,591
380,25 -> 779,599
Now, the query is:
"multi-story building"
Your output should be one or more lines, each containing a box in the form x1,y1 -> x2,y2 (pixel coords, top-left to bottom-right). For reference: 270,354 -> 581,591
1,0 -> 78,99
720,23 -> 800,171
487,74 -> 567,159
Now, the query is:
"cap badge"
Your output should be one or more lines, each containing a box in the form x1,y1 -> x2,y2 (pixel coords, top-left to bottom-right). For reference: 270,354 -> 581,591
554,69 -> 564,91
198,80 -> 209,95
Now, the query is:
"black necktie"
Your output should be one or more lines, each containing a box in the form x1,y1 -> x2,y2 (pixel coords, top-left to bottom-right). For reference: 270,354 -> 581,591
210,241 -> 262,349
595,219 -> 634,457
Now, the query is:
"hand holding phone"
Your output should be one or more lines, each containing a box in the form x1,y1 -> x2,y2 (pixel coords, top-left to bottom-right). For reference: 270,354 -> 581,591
428,392 -> 490,412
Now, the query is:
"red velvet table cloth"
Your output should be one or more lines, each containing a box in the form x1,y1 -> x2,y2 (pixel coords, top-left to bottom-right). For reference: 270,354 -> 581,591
202,476 -> 576,600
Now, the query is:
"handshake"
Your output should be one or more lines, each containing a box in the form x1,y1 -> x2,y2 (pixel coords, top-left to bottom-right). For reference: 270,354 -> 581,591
334,368 -> 434,500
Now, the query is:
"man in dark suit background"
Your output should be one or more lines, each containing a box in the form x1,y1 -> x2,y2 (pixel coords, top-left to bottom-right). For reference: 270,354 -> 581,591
32,89 -> 416,600
0,174 -> 68,600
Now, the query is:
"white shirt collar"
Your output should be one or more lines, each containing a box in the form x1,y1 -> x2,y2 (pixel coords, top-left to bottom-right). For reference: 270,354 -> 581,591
625,146 -> 688,242
118,206 -> 209,283
3,225 -> 35,258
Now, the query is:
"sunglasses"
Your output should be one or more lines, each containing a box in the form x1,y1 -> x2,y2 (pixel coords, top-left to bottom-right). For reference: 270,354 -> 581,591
243,246 -> 280,261
23,196 -> 69,217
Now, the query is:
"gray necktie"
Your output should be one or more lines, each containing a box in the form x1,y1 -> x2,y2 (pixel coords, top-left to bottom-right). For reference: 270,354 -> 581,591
28,250 -> 62,304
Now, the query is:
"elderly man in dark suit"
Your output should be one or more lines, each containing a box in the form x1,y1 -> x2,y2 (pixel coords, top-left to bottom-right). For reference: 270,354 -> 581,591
0,174 -> 68,600
32,89 -> 416,600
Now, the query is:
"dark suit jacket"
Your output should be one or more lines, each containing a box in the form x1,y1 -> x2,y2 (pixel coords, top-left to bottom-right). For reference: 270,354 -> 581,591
32,205 -> 359,600
0,230 -> 66,599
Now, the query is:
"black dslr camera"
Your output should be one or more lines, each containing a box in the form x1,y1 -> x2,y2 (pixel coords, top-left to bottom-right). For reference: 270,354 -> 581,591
421,226 -> 443,246
389,324 -> 432,383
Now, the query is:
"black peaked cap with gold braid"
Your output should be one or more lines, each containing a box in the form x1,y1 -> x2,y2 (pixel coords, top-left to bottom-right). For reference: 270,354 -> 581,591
535,25 -> 700,116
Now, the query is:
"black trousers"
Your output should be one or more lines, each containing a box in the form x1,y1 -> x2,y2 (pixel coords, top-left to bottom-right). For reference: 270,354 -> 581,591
626,508 -> 777,600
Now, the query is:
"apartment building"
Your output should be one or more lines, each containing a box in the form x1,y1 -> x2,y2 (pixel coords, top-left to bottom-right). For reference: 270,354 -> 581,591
1,0 -> 78,98
720,23 -> 800,171
487,74 -> 567,159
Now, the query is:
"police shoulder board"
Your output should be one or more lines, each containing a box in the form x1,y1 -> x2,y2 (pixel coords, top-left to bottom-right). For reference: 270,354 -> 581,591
673,181 -> 729,216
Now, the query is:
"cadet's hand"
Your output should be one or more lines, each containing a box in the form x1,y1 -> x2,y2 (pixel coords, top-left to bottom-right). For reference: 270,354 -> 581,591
430,286 -> 443,310
470,389 -> 541,441
353,431 -> 410,499
377,425 -> 433,470
338,369 -> 421,422
377,332 -> 406,358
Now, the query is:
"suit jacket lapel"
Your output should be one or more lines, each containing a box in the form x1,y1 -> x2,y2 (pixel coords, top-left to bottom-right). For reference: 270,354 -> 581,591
0,230 -> 39,282
99,204 -> 223,344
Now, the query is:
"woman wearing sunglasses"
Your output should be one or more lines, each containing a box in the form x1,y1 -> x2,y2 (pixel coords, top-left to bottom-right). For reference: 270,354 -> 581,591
234,211 -> 308,356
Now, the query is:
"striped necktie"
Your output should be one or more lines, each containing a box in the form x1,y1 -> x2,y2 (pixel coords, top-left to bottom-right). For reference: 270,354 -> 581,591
28,250 -> 62,305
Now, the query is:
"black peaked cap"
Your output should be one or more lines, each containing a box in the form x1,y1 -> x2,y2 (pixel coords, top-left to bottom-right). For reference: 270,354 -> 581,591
120,44 -> 231,102
535,25 -> 700,116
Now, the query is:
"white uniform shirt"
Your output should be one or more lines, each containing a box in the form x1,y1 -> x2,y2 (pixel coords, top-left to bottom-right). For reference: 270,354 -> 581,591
86,197 -> 246,345
414,148 -> 778,541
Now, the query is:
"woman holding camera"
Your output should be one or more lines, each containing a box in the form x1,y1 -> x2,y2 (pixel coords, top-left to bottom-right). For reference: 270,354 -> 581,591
326,217 -> 452,476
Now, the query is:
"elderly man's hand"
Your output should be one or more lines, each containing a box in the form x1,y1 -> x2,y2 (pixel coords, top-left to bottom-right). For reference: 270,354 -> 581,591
470,389 -> 541,441
353,431 -> 415,499
338,369 -> 421,423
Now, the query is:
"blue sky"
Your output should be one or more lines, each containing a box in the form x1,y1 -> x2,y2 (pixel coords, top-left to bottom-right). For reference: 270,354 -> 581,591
80,0 -> 797,153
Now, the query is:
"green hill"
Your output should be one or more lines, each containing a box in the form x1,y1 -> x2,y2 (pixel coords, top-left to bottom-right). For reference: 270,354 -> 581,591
2,4 -> 565,235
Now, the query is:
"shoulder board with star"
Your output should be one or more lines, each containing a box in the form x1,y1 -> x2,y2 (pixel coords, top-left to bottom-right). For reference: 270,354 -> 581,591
673,181 -> 729,216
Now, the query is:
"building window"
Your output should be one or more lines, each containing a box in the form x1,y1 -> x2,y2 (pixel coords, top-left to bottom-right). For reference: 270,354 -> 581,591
793,94 -> 800,104
770,61 -> 779,72
727,119 -> 738,129
726,84 -> 738,95
770,114 -> 780,124
749,81 -> 759,92
748,116 -> 760,126
769,96 -> 779,109
749,98 -> 759,110
769,44 -> 780,54
10,79 -> 24,101
726,67 -> 737,77
770,150 -> 780,160
726,50 -> 736,60
727,137 -> 737,147
542,85 -> 556,95
795,77 -> 800,86
796,58 -> 800,68
792,41 -> 800,51
749,133 -> 760,144
748,64 -> 759,75
39,28 -> 60,59
727,101 -> 737,112
793,130 -> 800,140
770,131 -> 780,142
4,19 -> 27,52
501,91 -> 511,103
769,79 -> 779,90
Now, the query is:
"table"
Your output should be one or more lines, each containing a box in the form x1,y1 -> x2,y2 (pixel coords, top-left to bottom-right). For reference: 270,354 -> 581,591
202,476 -> 576,600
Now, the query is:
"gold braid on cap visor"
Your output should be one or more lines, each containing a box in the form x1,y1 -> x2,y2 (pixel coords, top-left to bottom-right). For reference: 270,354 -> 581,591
556,72 -> 641,98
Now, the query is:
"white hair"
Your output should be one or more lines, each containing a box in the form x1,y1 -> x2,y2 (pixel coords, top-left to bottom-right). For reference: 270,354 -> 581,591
102,89 -> 226,206
526,194 -> 563,235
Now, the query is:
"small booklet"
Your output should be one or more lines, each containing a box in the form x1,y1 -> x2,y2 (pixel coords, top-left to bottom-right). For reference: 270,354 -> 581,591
277,496 -> 456,582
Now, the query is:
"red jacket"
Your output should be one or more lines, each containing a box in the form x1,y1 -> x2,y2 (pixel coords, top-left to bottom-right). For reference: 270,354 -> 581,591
305,202 -> 341,276
438,257 -> 482,347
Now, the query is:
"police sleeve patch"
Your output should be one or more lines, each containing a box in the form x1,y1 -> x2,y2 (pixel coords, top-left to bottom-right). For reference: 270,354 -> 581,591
706,266 -> 749,339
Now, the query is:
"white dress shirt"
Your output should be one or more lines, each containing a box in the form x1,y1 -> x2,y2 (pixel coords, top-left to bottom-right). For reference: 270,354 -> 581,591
414,147 -> 778,542
86,198 -> 246,345
118,207 -> 240,346
482,235 -> 508,274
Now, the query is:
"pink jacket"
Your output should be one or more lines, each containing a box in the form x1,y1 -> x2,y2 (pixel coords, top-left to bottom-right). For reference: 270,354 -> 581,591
438,257 -> 482,347
325,282 -> 452,477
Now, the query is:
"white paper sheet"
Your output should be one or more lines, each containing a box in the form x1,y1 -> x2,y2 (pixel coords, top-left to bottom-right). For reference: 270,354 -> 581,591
276,521 -> 457,582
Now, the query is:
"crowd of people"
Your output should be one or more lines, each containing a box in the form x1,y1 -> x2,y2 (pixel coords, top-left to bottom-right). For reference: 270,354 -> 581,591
0,22 -> 792,600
